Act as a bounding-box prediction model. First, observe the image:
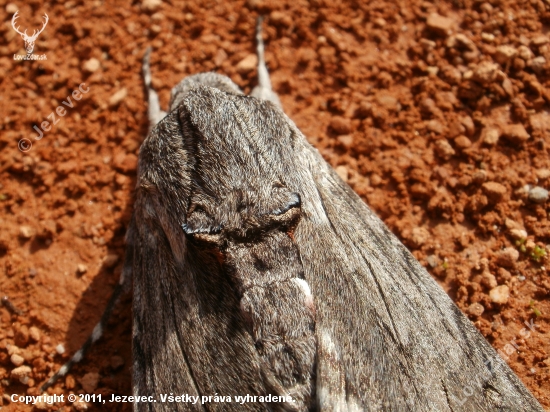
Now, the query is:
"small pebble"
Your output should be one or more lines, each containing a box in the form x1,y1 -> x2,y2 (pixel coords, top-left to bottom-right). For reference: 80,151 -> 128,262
461,116 -> 475,136
56,344 -> 65,355
448,34 -> 475,51
65,374 -> 76,389
426,255 -> 438,268
19,225 -> 34,239
504,218 -> 521,230
467,302 -> 485,317
82,58 -> 100,73
530,56 -> 546,74
502,78 -> 514,97
77,264 -> 88,275
426,119 -> 444,134
531,35 -> 549,46
7,345 -> 21,356
481,272 -> 498,289
373,17 -> 386,27
435,139 -> 455,158
420,38 -> 436,50
29,326 -> 41,342
528,186 -> 548,204
489,285 -> 510,304
518,45 -> 534,61
494,45 -> 517,64
141,0 -> 162,11
454,135 -> 472,149
536,169 -> 550,180
376,93 -> 400,111
151,12 -> 164,21
410,227 -> 430,247
426,66 -> 439,76
501,124 -> 530,144
509,229 -> 528,239
213,49 -> 227,67
236,54 -> 257,74
108,88 -> 128,107
330,116 -> 352,135
481,32 -> 495,42
472,61 -> 499,84
10,354 -> 24,367
482,181 -> 507,200
336,134 -> 354,149
14,326 -> 29,347
497,268 -> 512,282
472,170 -> 487,183
495,247 -> 519,268
11,365 -> 31,380
426,13 -> 454,34
481,127 -> 500,145
5,3 -> 18,14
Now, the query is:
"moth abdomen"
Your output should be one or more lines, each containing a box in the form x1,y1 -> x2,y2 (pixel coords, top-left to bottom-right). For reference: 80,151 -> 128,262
238,280 -> 316,410
225,231 -> 316,411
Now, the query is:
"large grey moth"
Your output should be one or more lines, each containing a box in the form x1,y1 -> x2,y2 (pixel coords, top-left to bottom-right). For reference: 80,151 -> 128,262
42,17 -> 544,412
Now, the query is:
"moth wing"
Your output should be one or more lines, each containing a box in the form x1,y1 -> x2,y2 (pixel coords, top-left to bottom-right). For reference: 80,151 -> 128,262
131,79 -> 542,411
130,113 -> 269,412
284,124 -> 544,411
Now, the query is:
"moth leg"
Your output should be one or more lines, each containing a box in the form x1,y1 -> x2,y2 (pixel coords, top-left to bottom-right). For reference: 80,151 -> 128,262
250,16 -> 281,107
142,47 -> 167,131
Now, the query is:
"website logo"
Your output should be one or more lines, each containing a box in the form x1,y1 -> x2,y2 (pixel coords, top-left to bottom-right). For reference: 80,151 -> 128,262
11,11 -> 48,61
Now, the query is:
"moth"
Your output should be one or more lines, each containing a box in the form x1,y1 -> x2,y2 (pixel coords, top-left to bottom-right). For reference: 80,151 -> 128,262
42,18 -> 544,412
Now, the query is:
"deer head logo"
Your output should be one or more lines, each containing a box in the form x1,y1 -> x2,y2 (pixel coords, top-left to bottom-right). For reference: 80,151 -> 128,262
11,11 -> 49,55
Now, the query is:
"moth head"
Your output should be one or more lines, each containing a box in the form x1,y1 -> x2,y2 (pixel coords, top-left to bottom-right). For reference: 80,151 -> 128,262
182,185 -> 302,247
169,73 -> 244,112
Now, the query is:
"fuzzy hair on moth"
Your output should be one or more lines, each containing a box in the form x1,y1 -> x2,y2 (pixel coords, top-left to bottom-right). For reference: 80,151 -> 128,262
41,16 -> 544,412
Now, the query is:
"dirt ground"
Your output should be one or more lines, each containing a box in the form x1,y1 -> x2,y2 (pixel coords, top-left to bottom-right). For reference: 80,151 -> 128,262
0,0 -> 549,410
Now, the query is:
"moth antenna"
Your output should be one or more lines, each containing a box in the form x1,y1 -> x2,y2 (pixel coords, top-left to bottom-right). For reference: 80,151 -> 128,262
142,46 -> 167,131
40,280 -> 125,392
250,16 -> 281,107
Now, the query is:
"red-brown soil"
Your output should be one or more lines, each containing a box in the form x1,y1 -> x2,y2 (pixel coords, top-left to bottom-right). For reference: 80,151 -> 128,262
0,0 -> 549,410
